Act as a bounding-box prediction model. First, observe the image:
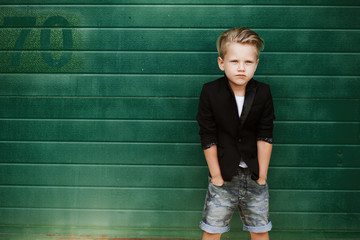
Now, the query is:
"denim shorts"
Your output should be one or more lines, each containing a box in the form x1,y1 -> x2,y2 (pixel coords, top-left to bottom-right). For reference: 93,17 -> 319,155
200,167 -> 272,234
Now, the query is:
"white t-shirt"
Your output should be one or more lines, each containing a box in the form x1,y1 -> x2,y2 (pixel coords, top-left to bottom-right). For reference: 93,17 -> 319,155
235,95 -> 248,168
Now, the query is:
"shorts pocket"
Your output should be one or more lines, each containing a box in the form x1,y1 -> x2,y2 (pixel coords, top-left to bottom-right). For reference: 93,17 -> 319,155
252,179 -> 267,187
209,178 -> 225,187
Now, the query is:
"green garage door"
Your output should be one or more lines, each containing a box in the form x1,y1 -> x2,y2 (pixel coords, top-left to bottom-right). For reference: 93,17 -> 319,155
0,1 -> 359,239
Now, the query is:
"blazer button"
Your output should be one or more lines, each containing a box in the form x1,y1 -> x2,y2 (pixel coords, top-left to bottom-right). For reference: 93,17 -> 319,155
238,138 -> 242,142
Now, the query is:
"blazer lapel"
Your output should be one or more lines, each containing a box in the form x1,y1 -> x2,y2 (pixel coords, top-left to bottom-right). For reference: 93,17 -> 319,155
239,81 -> 256,127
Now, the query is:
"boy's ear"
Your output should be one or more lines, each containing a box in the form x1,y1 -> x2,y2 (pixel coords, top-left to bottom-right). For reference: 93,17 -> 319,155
218,57 -> 225,71
254,58 -> 260,71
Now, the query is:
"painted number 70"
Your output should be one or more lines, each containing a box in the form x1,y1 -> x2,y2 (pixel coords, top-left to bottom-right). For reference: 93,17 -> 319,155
4,16 -> 73,68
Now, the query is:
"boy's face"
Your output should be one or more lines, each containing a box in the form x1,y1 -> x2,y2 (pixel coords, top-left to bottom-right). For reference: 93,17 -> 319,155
218,43 -> 259,91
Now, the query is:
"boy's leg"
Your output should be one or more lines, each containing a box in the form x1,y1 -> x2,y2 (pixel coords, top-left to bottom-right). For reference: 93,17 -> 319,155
250,232 -> 269,240
199,177 -> 239,236
238,168 -> 272,235
202,232 -> 221,240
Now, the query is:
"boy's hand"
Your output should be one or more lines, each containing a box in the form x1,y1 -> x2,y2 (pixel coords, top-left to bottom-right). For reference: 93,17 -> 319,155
211,176 -> 224,186
257,177 -> 266,186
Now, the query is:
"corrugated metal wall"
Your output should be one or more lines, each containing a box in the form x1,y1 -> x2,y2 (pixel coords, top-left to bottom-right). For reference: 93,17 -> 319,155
0,1 -> 359,239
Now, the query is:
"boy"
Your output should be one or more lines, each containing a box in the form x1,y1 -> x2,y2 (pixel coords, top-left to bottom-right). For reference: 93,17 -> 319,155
196,27 -> 275,240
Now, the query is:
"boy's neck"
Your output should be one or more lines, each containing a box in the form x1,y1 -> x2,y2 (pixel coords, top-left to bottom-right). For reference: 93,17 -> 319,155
229,81 -> 246,97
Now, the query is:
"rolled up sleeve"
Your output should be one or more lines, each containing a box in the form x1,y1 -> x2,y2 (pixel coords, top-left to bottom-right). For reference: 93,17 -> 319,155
196,86 -> 218,150
256,86 -> 276,142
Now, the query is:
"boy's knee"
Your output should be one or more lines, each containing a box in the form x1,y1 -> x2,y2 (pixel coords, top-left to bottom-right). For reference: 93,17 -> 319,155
250,231 -> 269,240
202,231 -> 221,240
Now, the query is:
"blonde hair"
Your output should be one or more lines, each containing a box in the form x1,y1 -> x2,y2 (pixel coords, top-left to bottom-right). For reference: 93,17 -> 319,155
217,27 -> 264,59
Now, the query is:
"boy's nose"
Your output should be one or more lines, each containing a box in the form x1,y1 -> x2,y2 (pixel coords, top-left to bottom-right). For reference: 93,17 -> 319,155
237,62 -> 245,71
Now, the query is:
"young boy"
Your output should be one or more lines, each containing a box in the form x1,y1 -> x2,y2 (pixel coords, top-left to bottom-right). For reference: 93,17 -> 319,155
196,27 -> 275,240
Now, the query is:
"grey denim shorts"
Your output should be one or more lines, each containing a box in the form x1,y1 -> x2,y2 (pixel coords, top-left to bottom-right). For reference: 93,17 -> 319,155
200,167 -> 272,234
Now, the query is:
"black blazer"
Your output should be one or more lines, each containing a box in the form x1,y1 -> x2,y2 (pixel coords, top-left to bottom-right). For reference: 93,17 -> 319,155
196,76 -> 275,181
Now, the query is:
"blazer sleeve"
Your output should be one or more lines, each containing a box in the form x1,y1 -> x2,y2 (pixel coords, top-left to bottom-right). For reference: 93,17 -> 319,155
256,85 -> 276,141
196,85 -> 218,150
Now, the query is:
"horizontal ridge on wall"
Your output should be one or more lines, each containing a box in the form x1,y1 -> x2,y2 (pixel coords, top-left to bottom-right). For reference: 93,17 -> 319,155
1,6 -> 360,28
1,52 -> 360,75
0,164 -> 359,190
0,142 -> 359,167
1,0 -> 360,6
0,97 -> 359,121
1,29 -> 359,52
0,186 -> 359,212
1,74 -> 359,99
0,120 -> 359,144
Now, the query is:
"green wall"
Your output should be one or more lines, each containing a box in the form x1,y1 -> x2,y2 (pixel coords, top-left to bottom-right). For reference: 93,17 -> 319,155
0,1 -> 360,239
